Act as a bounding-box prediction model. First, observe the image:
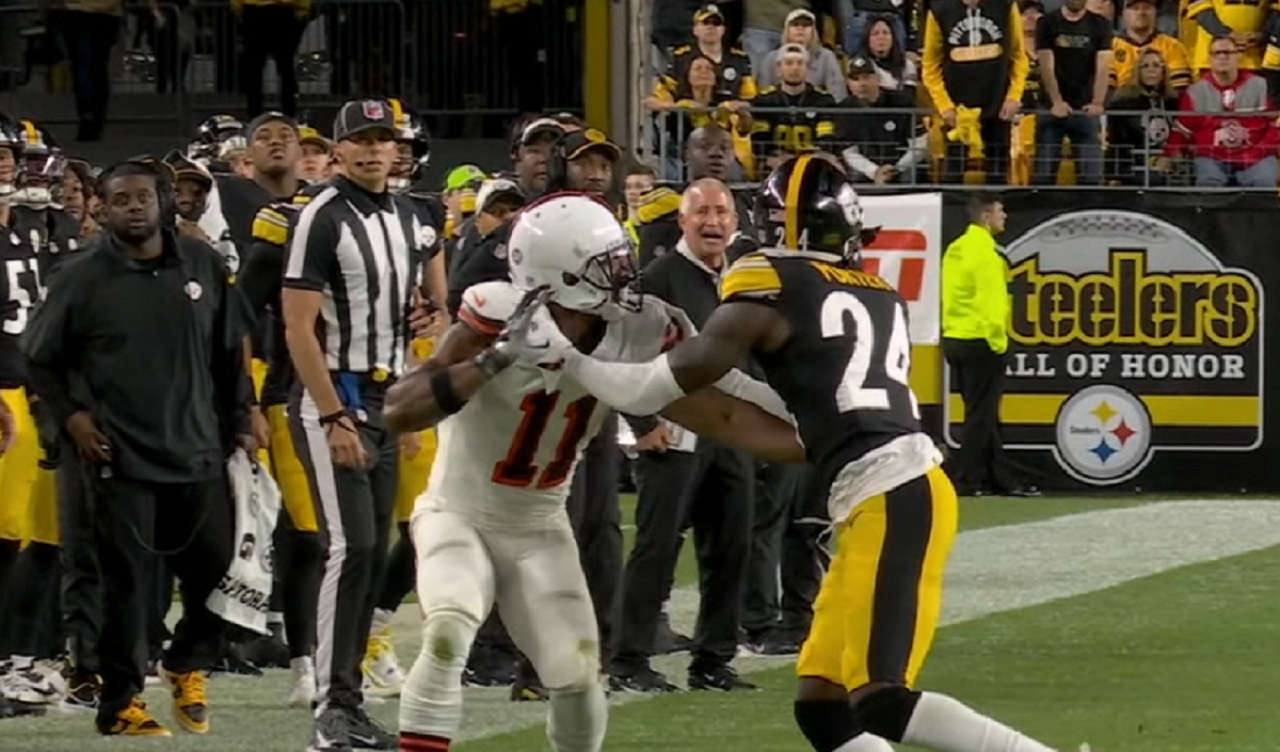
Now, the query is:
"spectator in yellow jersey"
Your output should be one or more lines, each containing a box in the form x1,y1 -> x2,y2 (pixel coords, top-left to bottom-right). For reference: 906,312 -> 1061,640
751,44 -> 839,169
1185,0 -> 1270,70
942,194 -> 1039,498
923,0 -> 1029,184
1111,0 -> 1192,91
654,5 -> 757,106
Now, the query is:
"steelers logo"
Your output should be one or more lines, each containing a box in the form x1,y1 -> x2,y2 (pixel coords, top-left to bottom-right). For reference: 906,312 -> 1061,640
1053,385 -> 1153,485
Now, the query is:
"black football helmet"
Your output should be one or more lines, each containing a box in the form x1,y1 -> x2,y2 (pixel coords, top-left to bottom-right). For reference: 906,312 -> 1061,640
388,98 -> 430,193
754,154 -> 871,261
188,114 -> 245,162
16,120 -> 64,209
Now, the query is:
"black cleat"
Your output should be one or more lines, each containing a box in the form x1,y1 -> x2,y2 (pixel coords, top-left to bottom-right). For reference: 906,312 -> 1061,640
688,662 -> 758,691
348,706 -> 396,750
608,663 -> 679,693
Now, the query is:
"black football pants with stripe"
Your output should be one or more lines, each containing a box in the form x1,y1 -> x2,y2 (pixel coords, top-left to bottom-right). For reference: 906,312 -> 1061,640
291,385 -> 397,712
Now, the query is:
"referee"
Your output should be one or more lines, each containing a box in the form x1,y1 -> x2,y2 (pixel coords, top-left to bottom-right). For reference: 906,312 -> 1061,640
282,99 -> 428,752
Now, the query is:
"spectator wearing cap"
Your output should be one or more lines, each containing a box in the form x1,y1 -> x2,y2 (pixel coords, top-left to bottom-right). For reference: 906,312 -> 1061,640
509,117 -> 565,198
742,0 -> 813,74
653,5 -> 757,108
751,44 -> 839,170
234,0 -> 310,117
646,51 -> 755,181
757,9 -> 847,99
923,0 -> 1028,184
162,152 -> 216,241
1110,0 -> 1191,92
283,99 -> 429,751
441,164 -> 486,240
838,56 -> 929,184
296,126 -> 333,183
548,127 -> 623,195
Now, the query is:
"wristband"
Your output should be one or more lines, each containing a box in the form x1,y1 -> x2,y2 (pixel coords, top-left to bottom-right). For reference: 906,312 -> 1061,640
319,410 -> 356,432
430,370 -> 467,415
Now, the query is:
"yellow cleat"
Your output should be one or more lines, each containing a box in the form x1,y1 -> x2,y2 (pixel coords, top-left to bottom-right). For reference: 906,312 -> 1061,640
160,666 -> 209,734
99,697 -> 172,737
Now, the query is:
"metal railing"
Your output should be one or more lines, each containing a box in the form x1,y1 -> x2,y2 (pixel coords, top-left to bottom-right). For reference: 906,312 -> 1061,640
0,0 -> 584,136
649,104 -> 1280,192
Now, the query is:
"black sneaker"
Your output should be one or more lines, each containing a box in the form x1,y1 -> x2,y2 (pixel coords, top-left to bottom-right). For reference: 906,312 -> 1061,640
462,644 -> 516,687
348,706 -> 396,750
0,696 -> 46,719
608,663 -> 678,693
654,620 -> 695,655
744,627 -> 804,657
688,662 -> 758,691
308,705 -> 353,752
61,670 -> 100,713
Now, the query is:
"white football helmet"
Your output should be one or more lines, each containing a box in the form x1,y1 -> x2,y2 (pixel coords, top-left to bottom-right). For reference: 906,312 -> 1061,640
507,191 -> 641,320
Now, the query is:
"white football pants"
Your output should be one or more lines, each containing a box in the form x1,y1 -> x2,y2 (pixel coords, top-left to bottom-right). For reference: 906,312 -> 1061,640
399,508 -> 606,752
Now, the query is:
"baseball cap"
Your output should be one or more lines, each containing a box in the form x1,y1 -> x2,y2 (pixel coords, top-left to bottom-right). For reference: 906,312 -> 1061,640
693,4 -> 724,23
444,164 -> 487,193
561,128 -> 622,162
778,42 -> 810,60
245,111 -> 299,139
785,8 -> 817,25
298,125 -> 331,151
476,177 -> 527,214
519,117 -> 566,147
333,99 -> 397,142
162,149 -> 213,189
846,56 -> 877,77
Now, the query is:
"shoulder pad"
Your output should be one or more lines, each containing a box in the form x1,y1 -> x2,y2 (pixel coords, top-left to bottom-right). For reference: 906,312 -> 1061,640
720,252 -> 782,302
251,205 -> 292,245
637,187 -> 682,224
673,44 -> 692,54
458,281 -> 521,337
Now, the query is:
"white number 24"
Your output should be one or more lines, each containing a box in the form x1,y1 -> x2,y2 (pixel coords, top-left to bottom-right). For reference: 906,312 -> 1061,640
820,291 -> 919,418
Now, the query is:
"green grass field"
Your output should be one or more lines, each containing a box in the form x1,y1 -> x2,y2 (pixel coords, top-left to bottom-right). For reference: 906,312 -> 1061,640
6,494 -> 1278,752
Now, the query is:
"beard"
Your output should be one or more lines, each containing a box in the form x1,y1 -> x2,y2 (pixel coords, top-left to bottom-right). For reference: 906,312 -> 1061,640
112,221 -> 160,245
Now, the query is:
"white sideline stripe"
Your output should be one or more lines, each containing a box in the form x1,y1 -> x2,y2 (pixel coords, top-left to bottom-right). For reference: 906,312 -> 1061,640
446,500 -> 1280,741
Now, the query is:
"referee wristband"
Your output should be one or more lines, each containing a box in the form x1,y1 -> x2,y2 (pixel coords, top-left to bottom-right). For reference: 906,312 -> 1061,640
319,410 -> 357,432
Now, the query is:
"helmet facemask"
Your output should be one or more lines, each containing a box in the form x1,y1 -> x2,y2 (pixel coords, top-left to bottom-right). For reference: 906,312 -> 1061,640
569,241 -> 642,320
0,145 -> 18,201
15,148 -> 64,209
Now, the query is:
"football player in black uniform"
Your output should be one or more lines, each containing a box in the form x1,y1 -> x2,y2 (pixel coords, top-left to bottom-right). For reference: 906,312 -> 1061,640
496,155 -> 1065,752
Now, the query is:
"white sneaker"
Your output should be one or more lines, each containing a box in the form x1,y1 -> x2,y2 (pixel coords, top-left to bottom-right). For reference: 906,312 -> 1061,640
361,609 -> 405,698
285,656 -> 317,708
3,659 -> 60,705
34,659 -> 67,697
360,671 -> 386,706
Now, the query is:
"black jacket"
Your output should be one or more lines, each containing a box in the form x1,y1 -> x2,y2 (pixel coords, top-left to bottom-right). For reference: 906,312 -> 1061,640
23,230 -> 253,483
636,184 -> 757,269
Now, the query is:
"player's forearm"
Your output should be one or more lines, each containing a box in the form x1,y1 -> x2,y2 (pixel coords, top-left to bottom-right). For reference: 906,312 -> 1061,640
385,350 -> 503,433
711,368 -> 793,424
563,351 -> 687,415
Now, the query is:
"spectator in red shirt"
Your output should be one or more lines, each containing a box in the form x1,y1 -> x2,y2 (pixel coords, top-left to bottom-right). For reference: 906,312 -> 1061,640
1165,34 -> 1279,187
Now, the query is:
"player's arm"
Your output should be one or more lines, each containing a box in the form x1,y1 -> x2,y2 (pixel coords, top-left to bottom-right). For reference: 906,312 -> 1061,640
662,386 -> 805,463
385,285 -> 506,433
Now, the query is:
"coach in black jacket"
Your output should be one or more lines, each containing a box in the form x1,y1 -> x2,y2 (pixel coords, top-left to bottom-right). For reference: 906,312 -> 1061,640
611,177 -> 756,693
637,124 -> 755,268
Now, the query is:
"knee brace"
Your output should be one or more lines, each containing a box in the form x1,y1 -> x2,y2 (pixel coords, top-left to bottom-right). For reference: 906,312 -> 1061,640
850,684 -> 921,743
794,699 -> 862,752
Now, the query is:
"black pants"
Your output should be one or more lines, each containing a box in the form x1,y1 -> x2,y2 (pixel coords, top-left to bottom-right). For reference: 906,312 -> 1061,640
566,414 -> 623,669
60,449 -> 102,673
291,387 -> 398,711
616,441 -> 753,668
240,5 -> 307,116
93,475 -> 232,726
275,514 -> 323,659
742,462 -> 824,635
377,521 -> 415,612
4,542 -> 62,658
943,116 -> 1011,185
944,337 -> 1016,493
60,10 -> 120,140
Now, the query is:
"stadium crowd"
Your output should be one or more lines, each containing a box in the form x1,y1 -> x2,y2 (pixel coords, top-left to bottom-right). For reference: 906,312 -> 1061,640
646,0 -> 1280,187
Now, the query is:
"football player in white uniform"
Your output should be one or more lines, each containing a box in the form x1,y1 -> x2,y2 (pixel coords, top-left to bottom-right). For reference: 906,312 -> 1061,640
383,192 -> 804,752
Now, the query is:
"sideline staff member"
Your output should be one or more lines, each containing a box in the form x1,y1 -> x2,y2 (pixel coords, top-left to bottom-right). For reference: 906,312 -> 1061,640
282,99 -> 428,752
23,160 -> 253,737
940,194 -> 1037,497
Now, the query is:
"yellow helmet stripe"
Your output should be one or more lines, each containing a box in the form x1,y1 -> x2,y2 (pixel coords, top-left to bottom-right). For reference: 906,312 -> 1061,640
783,154 -> 812,250
388,98 -> 405,129
22,120 -> 37,145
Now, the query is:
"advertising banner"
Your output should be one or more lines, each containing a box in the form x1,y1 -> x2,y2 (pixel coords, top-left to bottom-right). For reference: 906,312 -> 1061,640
860,192 -> 943,345
941,191 -> 1279,492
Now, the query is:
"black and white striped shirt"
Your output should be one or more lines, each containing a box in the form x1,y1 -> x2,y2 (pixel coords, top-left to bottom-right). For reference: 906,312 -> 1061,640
283,176 -> 428,376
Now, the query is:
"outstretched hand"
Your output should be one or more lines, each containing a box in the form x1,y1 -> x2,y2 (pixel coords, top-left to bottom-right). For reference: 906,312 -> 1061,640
493,285 -> 573,367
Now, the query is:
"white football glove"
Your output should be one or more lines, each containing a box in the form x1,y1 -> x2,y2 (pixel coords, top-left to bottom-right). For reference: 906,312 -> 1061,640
493,285 -> 574,367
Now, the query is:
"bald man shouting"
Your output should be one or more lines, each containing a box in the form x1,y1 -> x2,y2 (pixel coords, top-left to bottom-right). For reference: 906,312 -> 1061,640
610,178 -> 761,694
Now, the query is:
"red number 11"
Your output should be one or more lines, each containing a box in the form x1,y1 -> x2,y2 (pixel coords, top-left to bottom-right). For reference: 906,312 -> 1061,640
491,390 -> 599,489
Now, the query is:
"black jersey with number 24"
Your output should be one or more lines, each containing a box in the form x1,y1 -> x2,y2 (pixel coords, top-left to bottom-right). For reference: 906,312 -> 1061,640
720,249 -> 922,489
